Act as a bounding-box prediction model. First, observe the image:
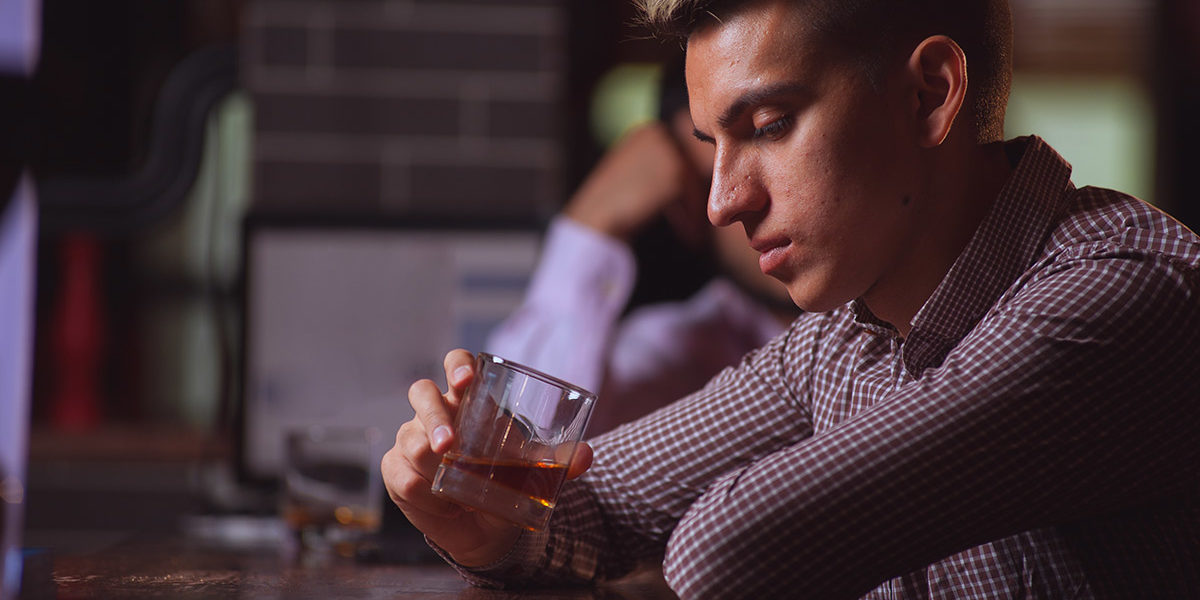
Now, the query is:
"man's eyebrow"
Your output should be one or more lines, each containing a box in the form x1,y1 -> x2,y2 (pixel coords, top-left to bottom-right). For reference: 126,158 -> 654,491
717,81 -> 810,129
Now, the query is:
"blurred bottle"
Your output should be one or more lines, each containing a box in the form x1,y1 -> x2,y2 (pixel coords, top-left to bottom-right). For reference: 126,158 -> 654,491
47,234 -> 105,429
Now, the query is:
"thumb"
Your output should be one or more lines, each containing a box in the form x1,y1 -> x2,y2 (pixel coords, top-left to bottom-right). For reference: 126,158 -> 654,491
565,442 -> 594,480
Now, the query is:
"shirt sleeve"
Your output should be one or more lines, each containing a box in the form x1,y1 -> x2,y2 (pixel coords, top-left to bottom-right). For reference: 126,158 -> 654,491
484,216 -> 636,393
590,280 -> 786,435
661,248 -> 1200,599
470,227 -> 1199,596
454,319 -> 822,587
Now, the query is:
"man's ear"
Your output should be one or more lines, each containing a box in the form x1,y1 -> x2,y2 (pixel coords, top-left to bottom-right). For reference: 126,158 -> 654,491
907,35 -> 968,148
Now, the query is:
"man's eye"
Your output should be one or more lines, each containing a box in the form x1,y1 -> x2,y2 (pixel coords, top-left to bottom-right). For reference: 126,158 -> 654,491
752,116 -> 793,140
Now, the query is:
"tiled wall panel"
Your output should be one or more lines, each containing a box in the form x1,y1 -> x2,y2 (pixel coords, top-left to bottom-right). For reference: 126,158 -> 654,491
242,0 -> 565,219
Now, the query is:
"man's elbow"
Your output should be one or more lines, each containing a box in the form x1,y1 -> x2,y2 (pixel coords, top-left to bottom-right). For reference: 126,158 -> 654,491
662,481 -> 782,599
663,498 -> 740,599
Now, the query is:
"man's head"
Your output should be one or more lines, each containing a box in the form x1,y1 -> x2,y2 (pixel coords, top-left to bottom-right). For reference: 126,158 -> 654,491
637,0 -> 1013,143
638,0 -> 1015,325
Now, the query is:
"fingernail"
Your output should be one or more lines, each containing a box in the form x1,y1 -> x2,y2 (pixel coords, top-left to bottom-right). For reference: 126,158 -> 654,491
452,366 -> 471,386
432,425 -> 451,449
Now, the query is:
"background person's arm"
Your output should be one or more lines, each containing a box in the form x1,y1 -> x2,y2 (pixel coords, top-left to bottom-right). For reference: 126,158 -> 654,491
485,216 -> 635,394
486,121 -> 711,400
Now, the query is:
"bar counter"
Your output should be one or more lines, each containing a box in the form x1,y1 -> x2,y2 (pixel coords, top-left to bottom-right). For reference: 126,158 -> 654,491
42,535 -> 681,600
44,533 -> 677,599
24,427 -> 678,599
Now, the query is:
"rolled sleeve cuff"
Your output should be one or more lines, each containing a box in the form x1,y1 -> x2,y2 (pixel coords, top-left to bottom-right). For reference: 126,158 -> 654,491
526,216 -> 635,321
426,529 -> 550,589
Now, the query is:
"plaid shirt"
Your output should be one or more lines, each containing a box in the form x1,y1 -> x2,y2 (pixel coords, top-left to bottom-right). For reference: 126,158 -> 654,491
448,137 -> 1200,599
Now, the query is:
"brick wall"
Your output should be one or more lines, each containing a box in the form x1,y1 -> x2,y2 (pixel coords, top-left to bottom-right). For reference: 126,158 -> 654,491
1011,0 -> 1153,74
241,0 -> 566,220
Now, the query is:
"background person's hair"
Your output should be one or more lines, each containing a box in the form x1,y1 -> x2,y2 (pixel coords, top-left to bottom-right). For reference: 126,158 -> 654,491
657,52 -> 691,124
635,0 -> 1013,143
626,50 -> 720,313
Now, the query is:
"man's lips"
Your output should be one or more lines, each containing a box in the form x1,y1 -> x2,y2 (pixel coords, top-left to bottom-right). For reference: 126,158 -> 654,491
751,236 -> 790,274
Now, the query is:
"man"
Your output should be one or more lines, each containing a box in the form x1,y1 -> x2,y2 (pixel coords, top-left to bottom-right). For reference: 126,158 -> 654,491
383,0 -> 1200,597
487,57 -> 796,435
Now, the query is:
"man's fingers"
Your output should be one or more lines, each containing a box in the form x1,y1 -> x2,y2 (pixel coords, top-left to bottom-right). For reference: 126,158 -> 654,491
396,420 -> 442,477
384,461 -> 462,519
409,378 -> 456,454
382,425 -> 462,518
443,349 -> 476,408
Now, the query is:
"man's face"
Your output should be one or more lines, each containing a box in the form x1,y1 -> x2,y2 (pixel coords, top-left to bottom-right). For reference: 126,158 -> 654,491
686,0 -> 923,313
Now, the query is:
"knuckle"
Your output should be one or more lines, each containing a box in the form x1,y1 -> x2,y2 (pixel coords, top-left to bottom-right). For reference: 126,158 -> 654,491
386,486 -> 404,507
409,378 -> 436,399
419,398 -> 443,420
408,381 -> 450,424
380,448 -> 396,475
397,471 -> 428,499
397,419 -> 420,440
402,428 -> 431,460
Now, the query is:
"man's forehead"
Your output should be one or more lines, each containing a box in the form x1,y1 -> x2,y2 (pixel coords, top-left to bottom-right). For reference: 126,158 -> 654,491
684,0 -> 821,50
684,3 -> 825,111
684,2 -> 827,76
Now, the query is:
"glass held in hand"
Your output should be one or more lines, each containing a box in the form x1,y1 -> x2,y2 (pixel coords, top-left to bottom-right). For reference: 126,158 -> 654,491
431,353 -> 596,531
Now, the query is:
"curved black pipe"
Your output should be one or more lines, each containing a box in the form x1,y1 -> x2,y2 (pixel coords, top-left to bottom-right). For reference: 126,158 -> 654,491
38,43 -> 238,235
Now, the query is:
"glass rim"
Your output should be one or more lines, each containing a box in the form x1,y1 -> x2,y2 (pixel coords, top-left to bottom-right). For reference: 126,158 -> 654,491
476,352 -> 597,401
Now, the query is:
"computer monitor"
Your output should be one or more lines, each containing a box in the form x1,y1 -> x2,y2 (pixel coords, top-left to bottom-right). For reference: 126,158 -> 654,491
236,214 -> 541,487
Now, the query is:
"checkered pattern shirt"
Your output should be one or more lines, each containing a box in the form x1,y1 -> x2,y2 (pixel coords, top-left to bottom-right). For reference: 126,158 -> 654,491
444,137 -> 1200,598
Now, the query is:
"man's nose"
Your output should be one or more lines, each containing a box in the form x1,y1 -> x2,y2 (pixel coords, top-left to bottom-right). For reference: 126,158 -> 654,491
707,149 -> 764,227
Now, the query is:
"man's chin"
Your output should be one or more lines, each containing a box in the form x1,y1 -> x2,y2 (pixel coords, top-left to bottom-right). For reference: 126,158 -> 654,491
720,266 -> 800,313
786,285 -> 850,315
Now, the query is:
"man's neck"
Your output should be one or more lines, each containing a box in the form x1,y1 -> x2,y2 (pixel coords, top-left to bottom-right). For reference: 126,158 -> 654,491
864,140 -> 1014,338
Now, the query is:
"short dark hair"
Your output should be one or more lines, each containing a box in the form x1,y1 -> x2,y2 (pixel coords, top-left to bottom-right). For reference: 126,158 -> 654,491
635,0 -> 1013,143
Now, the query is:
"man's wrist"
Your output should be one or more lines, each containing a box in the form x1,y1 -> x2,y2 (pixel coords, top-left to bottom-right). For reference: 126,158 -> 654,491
427,528 -> 552,588
446,524 -> 523,568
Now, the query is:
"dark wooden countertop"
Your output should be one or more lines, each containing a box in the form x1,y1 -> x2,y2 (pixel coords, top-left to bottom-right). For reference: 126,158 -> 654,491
25,426 -> 677,599
44,534 -> 678,600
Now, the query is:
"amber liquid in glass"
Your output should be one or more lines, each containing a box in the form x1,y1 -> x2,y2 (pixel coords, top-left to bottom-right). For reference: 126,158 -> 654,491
281,502 -> 381,532
432,453 -> 568,530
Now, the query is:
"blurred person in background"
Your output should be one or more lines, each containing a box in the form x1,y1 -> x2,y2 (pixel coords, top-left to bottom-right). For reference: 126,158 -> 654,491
486,58 -> 799,435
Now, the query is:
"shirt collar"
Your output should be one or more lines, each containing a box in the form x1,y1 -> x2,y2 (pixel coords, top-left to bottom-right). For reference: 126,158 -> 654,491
849,136 -> 1075,376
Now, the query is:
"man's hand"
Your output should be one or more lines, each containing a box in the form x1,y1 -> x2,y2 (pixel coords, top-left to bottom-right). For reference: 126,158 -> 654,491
381,349 -> 594,567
